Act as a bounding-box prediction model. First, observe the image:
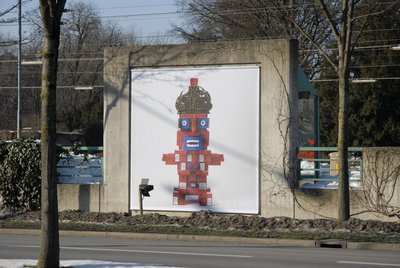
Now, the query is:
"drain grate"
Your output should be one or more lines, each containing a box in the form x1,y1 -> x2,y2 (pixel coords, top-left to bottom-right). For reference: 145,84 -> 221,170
315,240 -> 347,249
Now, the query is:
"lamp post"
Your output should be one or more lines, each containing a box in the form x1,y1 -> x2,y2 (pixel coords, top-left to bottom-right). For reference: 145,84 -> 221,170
17,0 -> 22,138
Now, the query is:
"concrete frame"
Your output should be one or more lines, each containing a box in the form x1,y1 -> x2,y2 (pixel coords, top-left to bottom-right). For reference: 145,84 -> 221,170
101,39 -> 299,215
57,40 -> 400,221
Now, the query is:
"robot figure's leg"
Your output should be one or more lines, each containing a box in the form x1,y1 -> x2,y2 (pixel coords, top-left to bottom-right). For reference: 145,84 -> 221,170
173,191 -> 178,205
178,194 -> 186,205
199,191 -> 212,206
199,195 -> 207,206
207,192 -> 212,206
173,188 -> 186,205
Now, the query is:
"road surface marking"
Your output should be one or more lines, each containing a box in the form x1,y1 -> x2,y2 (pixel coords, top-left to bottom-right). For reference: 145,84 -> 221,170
12,245 -> 252,258
338,261 -> 400,267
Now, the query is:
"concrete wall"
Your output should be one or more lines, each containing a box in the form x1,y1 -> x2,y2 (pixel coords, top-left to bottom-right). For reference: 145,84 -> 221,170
57,146 -> 400,221
292,147 -> 400,221
101,39 -> 299,215
355,147 -> 400,220
56,39 -> 400,222
58,184 -> 103,212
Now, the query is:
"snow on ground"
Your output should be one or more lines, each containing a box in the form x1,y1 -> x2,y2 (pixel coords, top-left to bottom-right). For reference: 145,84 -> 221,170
300,161 -> 362,189
57,153 -> 103,184
56,154 -> 364,189
0,259 -> 178,268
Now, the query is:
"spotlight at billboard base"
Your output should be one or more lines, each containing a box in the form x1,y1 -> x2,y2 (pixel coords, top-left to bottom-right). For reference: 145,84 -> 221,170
138,178 -> 154,215
139,184 -> 154,197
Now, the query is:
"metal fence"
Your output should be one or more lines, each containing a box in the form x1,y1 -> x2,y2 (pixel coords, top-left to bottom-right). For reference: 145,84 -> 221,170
57,146 -> 103,184
298,147 -> 363,188
56,146 -> 362,187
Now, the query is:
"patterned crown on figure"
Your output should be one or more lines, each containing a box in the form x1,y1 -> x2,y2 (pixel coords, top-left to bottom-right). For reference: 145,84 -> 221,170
175,78 -> 213,114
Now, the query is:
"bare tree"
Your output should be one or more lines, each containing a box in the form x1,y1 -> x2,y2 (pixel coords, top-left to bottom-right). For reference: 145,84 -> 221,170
6,1 -> 135,143
56,2 -> 104,132
356,148 -> 400,219
178,0 -> 400,221
0,1 -> 31,133
0,2 -> 20,24
269,0 -> 400,221
37,1 -> 66,267
0,47 -> 17,131
176,0 -> 333,78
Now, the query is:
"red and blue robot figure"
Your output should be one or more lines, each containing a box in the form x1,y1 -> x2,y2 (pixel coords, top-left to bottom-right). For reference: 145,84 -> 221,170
162,78 -> 224,206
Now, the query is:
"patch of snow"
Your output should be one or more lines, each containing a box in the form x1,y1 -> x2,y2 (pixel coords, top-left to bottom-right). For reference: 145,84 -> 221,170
57,153 -> 103,184
300,161 -> 316,176
0,259 -> 178,268
300,160 -> 362,190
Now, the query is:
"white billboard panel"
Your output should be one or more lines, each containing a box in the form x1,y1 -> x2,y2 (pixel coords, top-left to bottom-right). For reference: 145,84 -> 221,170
130,66 -> 259,213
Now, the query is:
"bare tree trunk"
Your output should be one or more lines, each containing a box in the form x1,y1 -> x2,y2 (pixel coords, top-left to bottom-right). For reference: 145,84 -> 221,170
337,67 -> 350,221
337,0 -> 353,222
37,26 -> 60,268
37,1 -> 66,267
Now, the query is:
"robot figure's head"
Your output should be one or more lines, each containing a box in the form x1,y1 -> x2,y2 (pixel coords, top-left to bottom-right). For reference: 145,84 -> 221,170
175,78 -> 212,114
175,78 -> 212,151
178,114 -> 209,151
179,115 -> 209,132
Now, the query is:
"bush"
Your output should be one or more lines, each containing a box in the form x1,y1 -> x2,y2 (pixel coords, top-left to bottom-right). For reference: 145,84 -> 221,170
0,140 -> 8,162
0,139 -> 41,211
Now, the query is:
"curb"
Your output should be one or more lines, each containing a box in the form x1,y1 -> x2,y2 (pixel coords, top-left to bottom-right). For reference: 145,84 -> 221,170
1,228 -> 399,252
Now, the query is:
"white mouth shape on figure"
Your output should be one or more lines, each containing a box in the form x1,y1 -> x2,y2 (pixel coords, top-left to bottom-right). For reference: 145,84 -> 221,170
186,139 -> 200,148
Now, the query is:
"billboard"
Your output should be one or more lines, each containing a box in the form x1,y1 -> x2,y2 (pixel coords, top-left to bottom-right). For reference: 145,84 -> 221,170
130,66 -> 260,213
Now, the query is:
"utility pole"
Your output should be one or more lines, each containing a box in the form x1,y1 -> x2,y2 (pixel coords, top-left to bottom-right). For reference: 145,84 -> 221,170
17,0 -> 22,138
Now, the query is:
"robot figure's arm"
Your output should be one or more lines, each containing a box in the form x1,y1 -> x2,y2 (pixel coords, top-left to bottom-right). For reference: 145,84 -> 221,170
162,153 -> 178,165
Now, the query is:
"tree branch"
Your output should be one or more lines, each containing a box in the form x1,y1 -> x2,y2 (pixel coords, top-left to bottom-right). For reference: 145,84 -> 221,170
0,2 -> 19,17
316,0 -> 340,39
353,0 -> 400,21
270,0 -> 338,71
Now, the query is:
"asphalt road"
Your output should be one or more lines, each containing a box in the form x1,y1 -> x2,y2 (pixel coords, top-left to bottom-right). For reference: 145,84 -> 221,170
0,234 -> 399,268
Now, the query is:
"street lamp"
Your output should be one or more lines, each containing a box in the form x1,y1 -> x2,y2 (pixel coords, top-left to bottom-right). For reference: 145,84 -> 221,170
74,86 -> 94,90
21,60 -> 42,65
17,0 -> 22,138
351,79 -> 377,83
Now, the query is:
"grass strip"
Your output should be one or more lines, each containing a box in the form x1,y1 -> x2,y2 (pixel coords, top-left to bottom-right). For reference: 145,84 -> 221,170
1,219 -> 398,244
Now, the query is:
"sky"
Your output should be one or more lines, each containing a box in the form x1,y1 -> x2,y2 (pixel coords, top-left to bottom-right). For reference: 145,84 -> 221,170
1,0 -> 184,41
